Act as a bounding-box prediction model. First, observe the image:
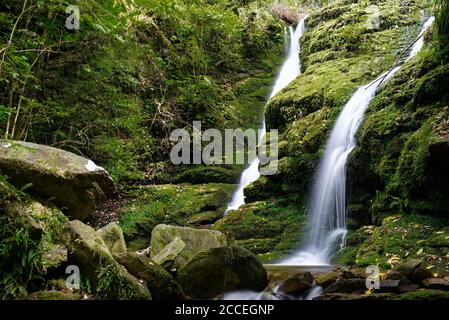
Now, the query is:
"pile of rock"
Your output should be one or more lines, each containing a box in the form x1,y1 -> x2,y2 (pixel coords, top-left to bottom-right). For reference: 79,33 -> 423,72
267,259 -> 449,300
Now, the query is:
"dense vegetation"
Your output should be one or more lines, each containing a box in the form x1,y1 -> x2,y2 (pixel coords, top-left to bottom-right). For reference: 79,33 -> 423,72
0,0 -> 284,180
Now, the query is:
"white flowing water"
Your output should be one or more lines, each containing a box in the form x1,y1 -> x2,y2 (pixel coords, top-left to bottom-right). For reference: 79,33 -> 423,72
281,16 -> 435,266
225,18 -> 307,214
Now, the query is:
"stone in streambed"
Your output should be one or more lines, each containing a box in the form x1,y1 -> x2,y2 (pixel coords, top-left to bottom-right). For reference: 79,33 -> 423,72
0,140 -> 115,220
373,280 -> 401,293
422,278 -> 449,290
114,252 -> 185,300
394,259 -> 432,282
323,278 -> 366,294
314,293 -> 395,300
315,271 -> 341,287
278,272 -> 314,295
177,245 -> 267,299
150,224 -> 227,269
385,270 -> 412,286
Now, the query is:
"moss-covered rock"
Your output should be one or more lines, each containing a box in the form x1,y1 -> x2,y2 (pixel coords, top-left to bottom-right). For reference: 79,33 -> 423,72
113,252 -> 185,300
96,222 -> 127,255
394,289 -> 449,300
150,224 -> 227,269
120,183 -> 233,251
0,140 -> 115,220
25,290 -> 82,300
151,237 -> 186,268
64,220 -> 151,300
213,197 -> 306,262
342,215 -> 449,271
177,245 -> 268,299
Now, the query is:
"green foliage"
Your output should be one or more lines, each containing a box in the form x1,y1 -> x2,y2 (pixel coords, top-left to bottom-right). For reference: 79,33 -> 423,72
0,0 -> 284,182
434,0 -> 449,46
97,265 -> 143,300
0,205 -> 43,299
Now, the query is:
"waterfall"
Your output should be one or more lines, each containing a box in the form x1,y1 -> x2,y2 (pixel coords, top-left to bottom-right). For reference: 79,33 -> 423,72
225,17 -> 307,214
281,17 -> 435,266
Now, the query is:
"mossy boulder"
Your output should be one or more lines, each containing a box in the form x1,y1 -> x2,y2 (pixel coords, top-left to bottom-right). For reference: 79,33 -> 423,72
120,183 -> 233,251
96,222 -> 127,255
41,242 -> 68,275
150,224 -> 227,269
113,252 -> 185,300
64,220 -> 151,300
25,290 -> 82,300
394,289 -> 449,300
177,245 -> 268,299
0,140 -> 115,220
151,237 -> 186,268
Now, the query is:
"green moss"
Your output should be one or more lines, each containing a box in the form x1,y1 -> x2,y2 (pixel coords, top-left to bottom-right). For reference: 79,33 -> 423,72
394,289 -> 449,300
213,196 -> 306,261
352,214 -> 449,270
120,183 -> 234,250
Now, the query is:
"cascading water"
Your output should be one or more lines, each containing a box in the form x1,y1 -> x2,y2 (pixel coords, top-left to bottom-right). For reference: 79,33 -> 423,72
225,17 -> 307,214
282,16 -> 435,266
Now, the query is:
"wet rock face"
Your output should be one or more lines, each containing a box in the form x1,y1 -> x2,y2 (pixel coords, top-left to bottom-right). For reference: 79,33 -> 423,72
0,140 -> 115,220
278,272 -> 314,295
177,245 -> 268,299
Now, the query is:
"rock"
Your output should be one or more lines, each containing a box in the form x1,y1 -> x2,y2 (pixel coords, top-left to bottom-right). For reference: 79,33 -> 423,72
185,211 -> 222,226
422,278 -> 449,290
399,284 -> 420,293
323,278 -> 367,294
114,252 -> 185,300
278,272 -> 314,295
392,259 -> 432,283
150,224 -> 227,269
385,270 -> 411,286
394,289 -> 449,300
316,271 -> 341,287
41,242 -> 68,275
151,237 -> 186,268
177,245 -> 268,299
394,259 -> 423,277
96,222 -> 127,255
374,280 -> 401,293
313,293 -> 396,300
6,200 -> 44,241
411,265 -> 433,283
64,220 -> 151,300
348,268 -> 368,279
0,140 -> 115,220
25,291 -> 83,300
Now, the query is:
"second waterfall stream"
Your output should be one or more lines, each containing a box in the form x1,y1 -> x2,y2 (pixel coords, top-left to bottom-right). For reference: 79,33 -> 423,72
225,17 -> 308,214
282,16 -> 435,266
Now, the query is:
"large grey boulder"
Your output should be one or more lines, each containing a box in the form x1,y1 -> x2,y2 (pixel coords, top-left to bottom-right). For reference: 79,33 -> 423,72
0,140 -> 115,220
64,220 -> 151,300
177,245 -> 268,299
150,224 -> 227,269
